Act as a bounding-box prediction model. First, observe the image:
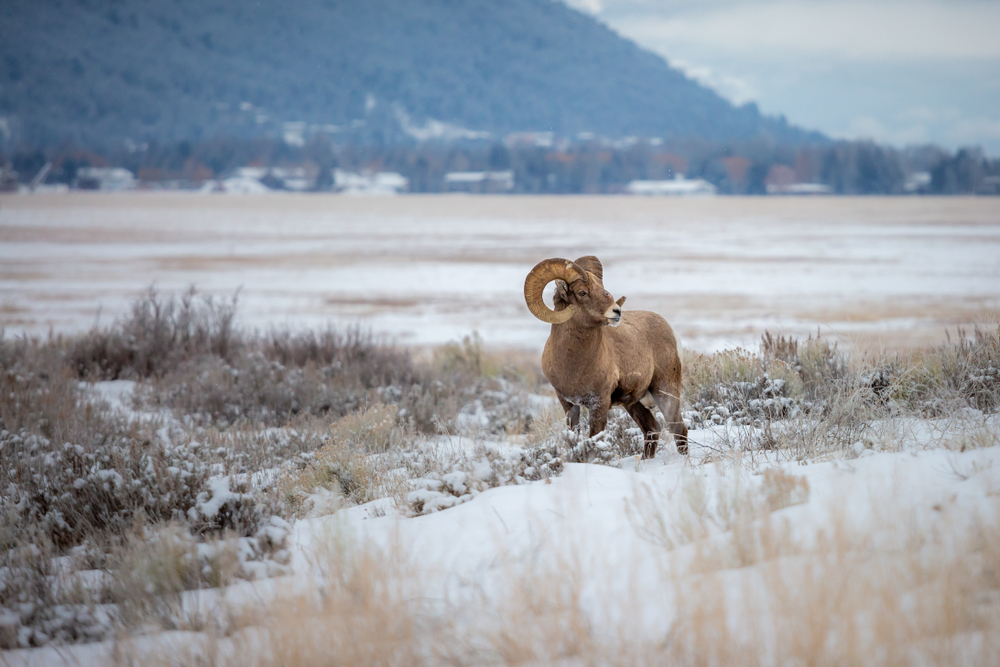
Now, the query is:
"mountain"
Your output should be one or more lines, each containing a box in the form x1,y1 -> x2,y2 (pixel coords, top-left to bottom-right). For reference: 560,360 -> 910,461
0,0 -> 826,149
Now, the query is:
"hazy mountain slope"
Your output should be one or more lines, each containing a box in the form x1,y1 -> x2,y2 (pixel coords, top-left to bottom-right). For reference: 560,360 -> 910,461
0,0 -> 825,148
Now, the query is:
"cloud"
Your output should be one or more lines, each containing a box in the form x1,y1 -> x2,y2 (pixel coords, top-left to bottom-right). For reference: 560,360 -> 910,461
835,107 -> 1000,155
567,0 -> 1000,154
597,1 -> 1000,61
944,116 -> 1000,146
839,115 -> 932,146
563,0 -> 604,15
670,59 -> 758,105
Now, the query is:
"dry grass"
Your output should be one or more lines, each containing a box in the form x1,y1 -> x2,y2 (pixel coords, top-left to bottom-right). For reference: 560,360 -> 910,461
684,325 -> 1000,463
3,287 -> 999,654
122,467 -> 1000,667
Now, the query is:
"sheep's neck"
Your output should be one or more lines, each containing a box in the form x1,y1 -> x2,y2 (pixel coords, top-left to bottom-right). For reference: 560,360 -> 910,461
551,322 -> 606,358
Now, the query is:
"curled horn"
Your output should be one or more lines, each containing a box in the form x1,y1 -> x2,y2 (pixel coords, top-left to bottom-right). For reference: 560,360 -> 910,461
524,258 -> 587,324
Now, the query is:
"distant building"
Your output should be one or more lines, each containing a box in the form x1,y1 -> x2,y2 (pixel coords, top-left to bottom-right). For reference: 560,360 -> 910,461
334,170 -> 408,194
904,171 -> 932,194
269,165 -> 319,191
766,182 -> 832,195
214,164 -> 320,192
982,175 -> 1000,195
282,121 -> 307,147
232,166 -> 269,181
75,167 -> 136,191
0,167 -> 18,192
443,170 -> 514,193
504,132 -> 554,148
765,164 -> 831,194
626,175 -> 716,196
208,177 -> 270,194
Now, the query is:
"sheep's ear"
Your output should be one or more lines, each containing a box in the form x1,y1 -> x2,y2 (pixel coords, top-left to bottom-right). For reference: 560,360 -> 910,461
553,279 -> 570,307
574,256 -> 603,281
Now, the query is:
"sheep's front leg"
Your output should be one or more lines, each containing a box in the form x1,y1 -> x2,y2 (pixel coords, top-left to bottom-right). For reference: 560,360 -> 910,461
587,397 -> 612,439
558,395 -> 581,430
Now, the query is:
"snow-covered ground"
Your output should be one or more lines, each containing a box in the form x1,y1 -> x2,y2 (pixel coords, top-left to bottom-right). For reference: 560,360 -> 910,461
3,193 -> 999,663
6,426 -> 999,665
2,193 -> 998,351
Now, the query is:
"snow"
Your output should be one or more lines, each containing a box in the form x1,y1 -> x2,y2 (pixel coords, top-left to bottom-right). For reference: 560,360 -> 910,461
2,195 -> 997,351
6,429 -> 998,665
2,194 -> 999,661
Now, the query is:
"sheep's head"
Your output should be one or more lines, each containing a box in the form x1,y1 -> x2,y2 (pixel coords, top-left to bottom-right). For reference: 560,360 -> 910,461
524,255 -> 626,327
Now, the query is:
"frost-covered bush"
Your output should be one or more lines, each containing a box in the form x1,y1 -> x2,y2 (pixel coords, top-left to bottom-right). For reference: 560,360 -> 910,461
205,420 -> 330,478
385,333 -> 544,435
0,427 -> 208,551
0,336 -> 112,449
147,352 -> 371,427
330,403 -> 401,453
0,536 -> 115,649
387,376 -> 538,437
275,404 -> 414,516
406,441 -> 563,516
686,372 -> 804,428
903,325 -> 1000,414
558,407 -> 644,466
453,380 -> 536,435
278,437 -> 400,515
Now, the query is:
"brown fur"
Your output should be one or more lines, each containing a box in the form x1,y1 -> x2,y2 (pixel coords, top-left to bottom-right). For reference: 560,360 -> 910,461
535,256 -> 688,458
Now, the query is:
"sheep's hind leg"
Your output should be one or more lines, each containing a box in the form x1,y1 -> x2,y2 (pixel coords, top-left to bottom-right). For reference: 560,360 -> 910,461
652,390 -> 689,455
625,402 -> 661,459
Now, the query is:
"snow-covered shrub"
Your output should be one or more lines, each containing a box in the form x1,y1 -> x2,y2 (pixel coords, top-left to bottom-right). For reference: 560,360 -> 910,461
0,535 -> 115,648
205,419 -> 330,478
0,426 -> 209,551
387,333 -> 545,435
454,380 -> 536,435
186,476 -> 261,536
406,441 -> 563,516
687,372 -> 804,429
147,352 -> 369,428
112,518 -> 291,634
794,333 -> 848,399
390,376 -> 537,436
902,324 -> 1000,414
278,435 -> 404,515
556,408 -> 644,466
330,402 -> 401,453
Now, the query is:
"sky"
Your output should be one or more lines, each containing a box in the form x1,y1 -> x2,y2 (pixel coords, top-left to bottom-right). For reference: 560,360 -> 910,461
563,0 -> 1000,156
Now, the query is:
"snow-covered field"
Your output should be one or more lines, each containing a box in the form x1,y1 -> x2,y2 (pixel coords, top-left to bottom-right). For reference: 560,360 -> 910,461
2,193 -> 998,351
3,193 -> 1000,664
7,409 -> 999,665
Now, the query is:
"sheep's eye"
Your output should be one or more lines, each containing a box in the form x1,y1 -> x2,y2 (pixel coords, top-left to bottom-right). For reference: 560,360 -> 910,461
577,291 -> 587,298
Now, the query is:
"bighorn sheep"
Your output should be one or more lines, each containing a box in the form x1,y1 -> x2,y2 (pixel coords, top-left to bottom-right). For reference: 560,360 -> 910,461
524,256 -> 688,458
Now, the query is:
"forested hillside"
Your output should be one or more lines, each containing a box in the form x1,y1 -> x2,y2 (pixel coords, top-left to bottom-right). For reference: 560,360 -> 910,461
0,0 -> 824,149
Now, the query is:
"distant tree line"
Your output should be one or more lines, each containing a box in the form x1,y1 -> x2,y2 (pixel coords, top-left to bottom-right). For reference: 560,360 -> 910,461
2,136 -> 997,195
